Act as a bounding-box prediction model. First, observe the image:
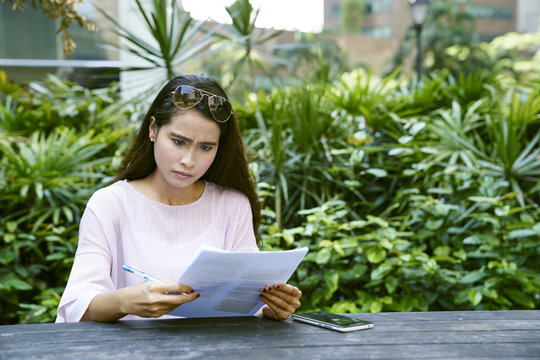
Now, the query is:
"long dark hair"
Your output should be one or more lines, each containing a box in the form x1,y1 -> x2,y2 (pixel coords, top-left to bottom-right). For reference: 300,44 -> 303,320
114,75 -> 261,245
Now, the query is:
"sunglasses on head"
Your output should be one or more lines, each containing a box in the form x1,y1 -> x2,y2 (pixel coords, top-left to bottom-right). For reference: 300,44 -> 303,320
171,85 -> 232,123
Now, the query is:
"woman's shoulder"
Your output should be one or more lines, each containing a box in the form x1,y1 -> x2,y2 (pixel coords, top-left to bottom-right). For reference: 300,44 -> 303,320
205,182 -> 249,205
203,182 -> 253,229
203,182 -> 252,216
86,180 -> 132,210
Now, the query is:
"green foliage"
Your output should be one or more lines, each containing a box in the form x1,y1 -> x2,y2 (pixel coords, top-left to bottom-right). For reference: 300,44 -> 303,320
341,0 -> 365,34
96,0 -> 220,90
266,193 -> 539,313
486,27 -> 540,81
392,0 -> 490,77
258,68 -> 540,313
0,74 -> 132,324
270,32 -> 351,85
241,83 -> 352,228
207,0 -> 310,99
0,74 -> 126,136
393,0 -> 540,81
2,39 -> 540,324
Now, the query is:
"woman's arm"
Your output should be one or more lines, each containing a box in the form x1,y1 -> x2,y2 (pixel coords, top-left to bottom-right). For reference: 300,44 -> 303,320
81,281 -> 199,322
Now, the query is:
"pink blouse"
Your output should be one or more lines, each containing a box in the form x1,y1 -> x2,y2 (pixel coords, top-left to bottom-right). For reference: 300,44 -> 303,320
56,180 -> 258,322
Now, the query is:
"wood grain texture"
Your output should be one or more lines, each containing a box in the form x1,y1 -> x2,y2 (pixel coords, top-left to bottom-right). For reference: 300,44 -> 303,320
1,311 -> 539,360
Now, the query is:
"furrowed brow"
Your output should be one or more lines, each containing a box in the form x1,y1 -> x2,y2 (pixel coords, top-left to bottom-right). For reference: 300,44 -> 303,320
170,133 -> 193,143
171,132 -> 217,146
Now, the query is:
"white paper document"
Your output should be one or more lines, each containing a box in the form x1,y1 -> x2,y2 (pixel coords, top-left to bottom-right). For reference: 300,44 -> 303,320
168,246 -> 308,318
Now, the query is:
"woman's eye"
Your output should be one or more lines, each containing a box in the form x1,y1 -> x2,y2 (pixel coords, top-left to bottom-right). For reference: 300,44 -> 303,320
200,145 -> 213,151
173,139 -> 185,146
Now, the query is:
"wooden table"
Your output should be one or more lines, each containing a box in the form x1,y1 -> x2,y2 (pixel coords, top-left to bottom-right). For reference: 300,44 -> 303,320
1,311 -> 539,359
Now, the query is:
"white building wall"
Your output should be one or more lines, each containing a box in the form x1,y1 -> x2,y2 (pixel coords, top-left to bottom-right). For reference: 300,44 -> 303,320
517,0 -> 540,33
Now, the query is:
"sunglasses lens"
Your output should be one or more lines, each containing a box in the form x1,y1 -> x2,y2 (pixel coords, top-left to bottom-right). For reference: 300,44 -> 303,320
172,85 -> 232,122
208,96 -> 232,122
173,86 -> 202,108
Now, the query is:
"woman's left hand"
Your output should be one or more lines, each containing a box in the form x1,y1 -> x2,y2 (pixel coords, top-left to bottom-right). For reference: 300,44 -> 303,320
259,283 -> 302,320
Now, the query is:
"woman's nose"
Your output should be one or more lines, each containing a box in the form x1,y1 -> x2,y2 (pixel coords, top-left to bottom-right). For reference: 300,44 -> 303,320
180,148 -> 195,168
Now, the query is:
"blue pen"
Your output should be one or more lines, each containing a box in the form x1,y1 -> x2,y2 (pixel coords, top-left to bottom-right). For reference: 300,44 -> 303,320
123,264 -> 188,296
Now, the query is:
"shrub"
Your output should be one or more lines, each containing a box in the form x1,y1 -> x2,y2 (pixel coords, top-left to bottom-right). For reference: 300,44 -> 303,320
258,68 -> 540,313
0,75 -> 134,324
2,66 -> 539,323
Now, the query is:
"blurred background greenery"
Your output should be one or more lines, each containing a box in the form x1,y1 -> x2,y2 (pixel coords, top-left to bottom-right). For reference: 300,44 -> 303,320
0,0 -> 539,324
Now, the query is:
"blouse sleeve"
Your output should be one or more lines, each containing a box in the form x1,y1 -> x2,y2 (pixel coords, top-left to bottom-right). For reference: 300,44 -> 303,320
55,207 -> 115,323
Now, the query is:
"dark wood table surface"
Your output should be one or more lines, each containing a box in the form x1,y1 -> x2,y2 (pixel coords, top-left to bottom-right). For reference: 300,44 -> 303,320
1,310 -> 539,359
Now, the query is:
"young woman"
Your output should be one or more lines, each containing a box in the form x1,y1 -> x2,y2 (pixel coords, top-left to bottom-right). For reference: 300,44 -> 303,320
56,75 -> 302,322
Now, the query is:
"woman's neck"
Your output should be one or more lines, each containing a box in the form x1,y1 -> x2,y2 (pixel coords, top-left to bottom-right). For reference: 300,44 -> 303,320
129,173 -> 205,206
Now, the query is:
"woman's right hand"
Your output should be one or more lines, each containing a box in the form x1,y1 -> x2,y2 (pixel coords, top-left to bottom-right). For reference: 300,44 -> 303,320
118,281 -> 200,318
82,280 -> 199,322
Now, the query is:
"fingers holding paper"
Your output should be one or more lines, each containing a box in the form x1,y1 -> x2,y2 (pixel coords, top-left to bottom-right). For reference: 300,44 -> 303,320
259,283 -> 302,320
121,280 -> 200,318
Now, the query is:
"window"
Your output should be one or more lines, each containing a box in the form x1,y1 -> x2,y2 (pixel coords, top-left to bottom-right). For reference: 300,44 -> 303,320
361,26 -> 392,37
466,4 -> 513,22
0,3 -> 57,59
330,3 -> 341,18
0,1 -> 119,87
365,0 -> 392,14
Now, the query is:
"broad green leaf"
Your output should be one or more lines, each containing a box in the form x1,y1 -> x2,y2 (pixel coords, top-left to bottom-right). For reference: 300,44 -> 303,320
333,242 -> 345,256
330,301 -> 359,314
384,276 -> 399,294
461,270 -> 486,284
3,234 -> 16,243
469,289 -> 483,306
367,247 -> 386,263
0,248 -> 16,265
400,294 -> 417,312
504,288 -> 535,308
324,271 -> 339,297
315,248 -> 332,264
434,246 -> 451,257
426,219 -> 444,230
370,261 -> 393,281
6,222 -> 17,232
484,277 -> 500,288
319,240 -> 334,247
1,275 -> 32,291
455,289 -> 469,304
369,301 -> 383,313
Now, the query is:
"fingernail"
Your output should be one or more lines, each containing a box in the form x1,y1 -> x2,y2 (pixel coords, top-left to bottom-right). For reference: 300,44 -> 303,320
189,289 -> 194,293
262,288 -> 266,293
259,294 -> 263,298
267,286 -> 272,292
276,284 -> 281,289
196,293 -> 200,298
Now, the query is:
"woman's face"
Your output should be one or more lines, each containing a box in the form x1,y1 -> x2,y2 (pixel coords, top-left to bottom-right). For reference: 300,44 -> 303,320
149,109 -> 220,191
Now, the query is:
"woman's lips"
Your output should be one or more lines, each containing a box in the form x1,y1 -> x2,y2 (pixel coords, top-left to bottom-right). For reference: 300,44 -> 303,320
174,170 -> 193,179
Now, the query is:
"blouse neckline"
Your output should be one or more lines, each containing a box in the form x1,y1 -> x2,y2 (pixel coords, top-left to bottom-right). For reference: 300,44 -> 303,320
119,180 -> 210,209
